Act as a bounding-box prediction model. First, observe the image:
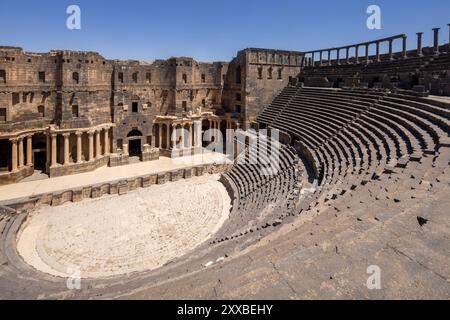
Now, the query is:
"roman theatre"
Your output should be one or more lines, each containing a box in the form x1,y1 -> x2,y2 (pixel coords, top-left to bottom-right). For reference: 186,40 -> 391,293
0,25 -> 450,299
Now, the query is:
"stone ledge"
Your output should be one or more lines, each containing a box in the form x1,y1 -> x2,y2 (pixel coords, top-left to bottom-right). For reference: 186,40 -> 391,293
49,156 -> 110,178
0,164 -> 220,212
0,166 -> 34,186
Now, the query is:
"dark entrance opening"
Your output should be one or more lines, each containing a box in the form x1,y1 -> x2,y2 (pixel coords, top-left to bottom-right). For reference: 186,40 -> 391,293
32,134 -> 47,172
335,78 -> 343,88
129,139 -> 141,157
34,152 -> 46,171
412,74 -> 420,87
0,140 -> 9,171
127,129 -> 143,159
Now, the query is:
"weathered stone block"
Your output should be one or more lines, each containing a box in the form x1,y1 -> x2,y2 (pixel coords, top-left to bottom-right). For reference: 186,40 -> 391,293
157,173 -> 167,184
82,187 -> 92,199
72,189 -> 84,202
51,193 -> 64,206
170,170 -> 181,182
91,186 -> 102,198
184,168 -> 192,179
195,166 -> 204,176
141,175 -> 151,188
118,181 -> 128,195
109,182 -> 119,195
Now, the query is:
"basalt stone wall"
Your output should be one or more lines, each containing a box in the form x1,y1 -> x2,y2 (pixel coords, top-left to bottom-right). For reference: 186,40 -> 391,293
223,49 -> 303,129
0,47 -> 59,128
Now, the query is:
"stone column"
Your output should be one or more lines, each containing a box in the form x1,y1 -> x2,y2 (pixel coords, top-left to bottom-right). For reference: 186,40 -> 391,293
319,51 -> 323,66
63,133 -> 70,165
208,119 -> 212,140
327,50 -> 331,65
376,41 -> 381,62
417,32 -> 423,57
104,128 -> 110,155
172,124 -> 177,150
95,130 -> 101,159
88,131 -> 94,161
311,52 -> 314,66
365,44 -> 370,64
26,135 -> 33,166
158,124 -> 162,148
433,28 -> 440,55
448,24 -> 450,45
388,39 -> 394,60
18,137 -> 24,168
355,46 -> 359,64
165,123 -> 170,149
336,49 -> 340,65
179,124 -> 184,149
189,123 -> 193,147
402,35 -> 408,58
76,131 -> 83,163
51,134 -> 57,167
193,122 -> 198,148
46,134 -> 51,166
346,47 -> 350,64
10,138 -> 18,172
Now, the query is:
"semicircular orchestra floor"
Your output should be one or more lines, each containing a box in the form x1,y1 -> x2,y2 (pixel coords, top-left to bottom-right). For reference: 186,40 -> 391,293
16,174 -> 231,279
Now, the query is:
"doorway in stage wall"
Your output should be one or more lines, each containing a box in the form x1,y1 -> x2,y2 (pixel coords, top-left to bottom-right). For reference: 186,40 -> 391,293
129,139 -> 142,158
32,134 -> 48,173
127,129 -> 143,161
34,151 -> 46,171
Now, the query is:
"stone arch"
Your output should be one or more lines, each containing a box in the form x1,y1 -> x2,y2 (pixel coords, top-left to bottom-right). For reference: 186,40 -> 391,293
127,129 -> 143,138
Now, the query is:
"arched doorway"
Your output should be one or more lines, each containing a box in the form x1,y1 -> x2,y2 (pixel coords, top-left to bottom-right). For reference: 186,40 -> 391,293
127,129 -> 143,159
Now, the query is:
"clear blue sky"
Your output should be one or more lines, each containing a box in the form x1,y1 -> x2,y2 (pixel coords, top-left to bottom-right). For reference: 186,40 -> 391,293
0,0 -> 449,61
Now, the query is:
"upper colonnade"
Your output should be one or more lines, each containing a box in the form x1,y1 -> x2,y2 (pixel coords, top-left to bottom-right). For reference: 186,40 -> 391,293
301,25 -> 450,67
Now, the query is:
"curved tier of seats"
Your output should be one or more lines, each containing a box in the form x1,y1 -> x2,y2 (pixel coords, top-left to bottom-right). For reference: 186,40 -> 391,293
257,86 -> 450,220
213,132 -> 302,243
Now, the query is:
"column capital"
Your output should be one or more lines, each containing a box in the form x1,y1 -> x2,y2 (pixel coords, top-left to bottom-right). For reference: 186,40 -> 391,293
62,133 -> 71,138
432,27 -> 441,31
416,32 -> 424,35
87,130 -> 95,136
75,131 -> 84,136
9,137 -> 18,143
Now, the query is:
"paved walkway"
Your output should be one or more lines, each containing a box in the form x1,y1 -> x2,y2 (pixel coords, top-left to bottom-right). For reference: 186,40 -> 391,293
0,152 -> 230,203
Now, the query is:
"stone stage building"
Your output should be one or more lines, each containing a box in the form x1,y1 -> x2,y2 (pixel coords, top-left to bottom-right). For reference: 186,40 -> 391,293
0,47 -> 302,185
